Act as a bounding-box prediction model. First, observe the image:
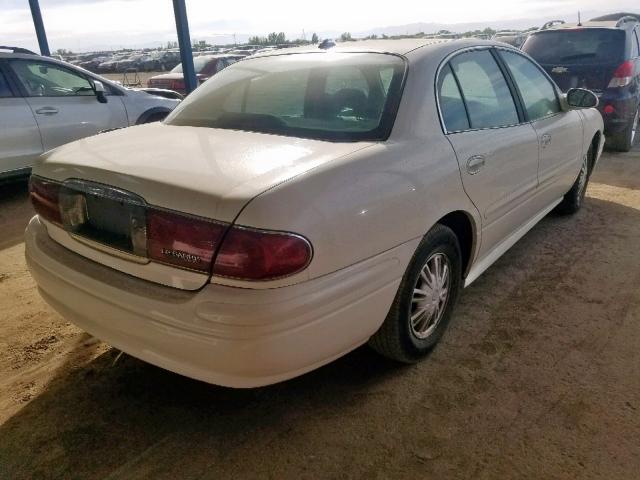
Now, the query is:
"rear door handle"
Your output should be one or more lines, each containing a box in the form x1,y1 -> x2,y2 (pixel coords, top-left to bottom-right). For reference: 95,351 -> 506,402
466,155 -> 486,175
35,107 -> 59,115
541,133 -> 552,148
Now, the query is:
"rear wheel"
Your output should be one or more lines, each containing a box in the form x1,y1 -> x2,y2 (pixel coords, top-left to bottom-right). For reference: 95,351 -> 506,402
607,107 -> 639,152
369,224 -> 462,363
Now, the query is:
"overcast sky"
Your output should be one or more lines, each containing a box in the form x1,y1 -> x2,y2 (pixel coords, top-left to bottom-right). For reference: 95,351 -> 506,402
1,0 -> 639,51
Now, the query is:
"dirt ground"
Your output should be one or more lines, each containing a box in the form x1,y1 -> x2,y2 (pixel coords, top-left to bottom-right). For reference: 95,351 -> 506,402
1,146 -> 639,479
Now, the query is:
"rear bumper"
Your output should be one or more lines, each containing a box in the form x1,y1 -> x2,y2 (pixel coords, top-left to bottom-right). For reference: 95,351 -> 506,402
25,216 -> 412,387
598,92 -> 638,135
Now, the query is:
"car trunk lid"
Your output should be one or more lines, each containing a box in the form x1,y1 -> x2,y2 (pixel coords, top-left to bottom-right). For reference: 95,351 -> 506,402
33,123 -> 372,290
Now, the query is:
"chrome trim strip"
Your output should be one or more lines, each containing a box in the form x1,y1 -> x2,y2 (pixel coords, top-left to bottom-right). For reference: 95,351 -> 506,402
70,233 -> 150,264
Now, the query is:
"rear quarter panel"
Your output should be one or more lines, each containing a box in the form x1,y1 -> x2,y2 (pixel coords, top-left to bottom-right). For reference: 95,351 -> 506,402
231,53 -> 481,287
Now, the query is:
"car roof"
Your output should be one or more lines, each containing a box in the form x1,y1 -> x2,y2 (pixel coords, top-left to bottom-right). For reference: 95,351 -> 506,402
251,38 -> 509,60
536,19 -> 638,32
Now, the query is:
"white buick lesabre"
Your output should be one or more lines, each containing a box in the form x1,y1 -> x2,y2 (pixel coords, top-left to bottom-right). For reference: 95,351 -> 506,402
25,39 -> 604,387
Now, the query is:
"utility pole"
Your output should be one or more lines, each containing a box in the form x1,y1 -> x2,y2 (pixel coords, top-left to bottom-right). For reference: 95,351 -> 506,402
28,0 -> 50,56
172,0 -> 197,94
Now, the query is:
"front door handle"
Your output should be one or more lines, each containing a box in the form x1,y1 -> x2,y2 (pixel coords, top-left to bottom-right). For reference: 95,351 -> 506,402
541,133 -> 552,149
466,155 -> 486,175
35,107 -> 59,115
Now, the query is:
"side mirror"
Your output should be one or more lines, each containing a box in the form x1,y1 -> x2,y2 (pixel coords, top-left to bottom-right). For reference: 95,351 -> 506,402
93,80 -> 108,104
566,88 -> 598,109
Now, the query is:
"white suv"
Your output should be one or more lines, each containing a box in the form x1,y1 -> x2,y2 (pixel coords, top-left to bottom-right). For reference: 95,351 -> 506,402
0,47 -> 181,181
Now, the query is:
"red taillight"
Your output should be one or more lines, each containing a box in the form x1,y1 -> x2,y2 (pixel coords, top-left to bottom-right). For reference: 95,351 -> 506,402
170,79 -> 185,90
212,227 -> 312,281
613,61 -> 634,78
147,208 -> 226,273
29,176 -> 313,280
609,61 -> 634,88
29,176 -> 62,225
603,104 -> 615,115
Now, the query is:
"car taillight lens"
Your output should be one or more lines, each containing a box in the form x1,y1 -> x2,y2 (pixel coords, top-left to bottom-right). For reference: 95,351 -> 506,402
608,61 -> 634,88
29,176 -> 62,225
29,176 -> 313,280
147,208 -> 226,273
170,79 -> 185,90
212,227 -> 312,281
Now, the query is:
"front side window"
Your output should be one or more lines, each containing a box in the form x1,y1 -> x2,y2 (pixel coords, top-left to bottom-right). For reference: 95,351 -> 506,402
437,64 -> 469,132
500,50 -> 560,121
166,53 -> 406,141
10,60 -> 93,97
450,50 -> 519,129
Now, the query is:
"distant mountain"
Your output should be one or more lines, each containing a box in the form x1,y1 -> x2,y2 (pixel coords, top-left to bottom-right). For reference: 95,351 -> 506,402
351,12 -> 604,38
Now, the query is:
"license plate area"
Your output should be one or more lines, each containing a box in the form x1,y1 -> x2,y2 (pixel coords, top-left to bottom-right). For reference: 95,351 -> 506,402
59,180 -> 148,258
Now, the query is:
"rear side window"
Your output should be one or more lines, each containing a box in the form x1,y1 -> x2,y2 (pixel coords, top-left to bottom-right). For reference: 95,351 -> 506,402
522,29 -> 625,65
0,70 -> 12,97
500,51 -> 560,120
450,50 -> 519,129
437,64 -> 469,132
632,30 -> 639,58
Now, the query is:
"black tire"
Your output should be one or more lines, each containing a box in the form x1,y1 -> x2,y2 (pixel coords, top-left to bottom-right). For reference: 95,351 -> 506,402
368,224 -> 463,363
555,144 -> 592,215
138,112 -> 168,124
606,107 -> 639,152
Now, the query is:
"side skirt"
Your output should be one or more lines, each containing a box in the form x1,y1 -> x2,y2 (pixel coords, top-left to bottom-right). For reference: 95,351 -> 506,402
464,198 -> 562,288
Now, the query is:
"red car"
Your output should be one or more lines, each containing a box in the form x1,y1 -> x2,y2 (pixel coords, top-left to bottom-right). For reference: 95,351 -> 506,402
147,54 -> 242,95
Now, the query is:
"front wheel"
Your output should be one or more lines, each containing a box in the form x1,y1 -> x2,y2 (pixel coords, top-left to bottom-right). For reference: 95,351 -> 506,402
368,224 -> 462,363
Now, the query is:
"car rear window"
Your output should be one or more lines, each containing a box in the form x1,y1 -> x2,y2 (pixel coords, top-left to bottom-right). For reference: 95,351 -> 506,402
165,52 -> 406,142
522,29 -> 625,65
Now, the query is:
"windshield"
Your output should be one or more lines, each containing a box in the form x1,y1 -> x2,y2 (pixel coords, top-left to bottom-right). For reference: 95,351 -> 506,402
171,56 -> 217,74
165,53 -> 406,142
523,29 -> 625,65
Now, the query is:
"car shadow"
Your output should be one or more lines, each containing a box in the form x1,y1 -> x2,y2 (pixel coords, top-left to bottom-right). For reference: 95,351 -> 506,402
0,179 -> 32,251
1,195 -> 639,479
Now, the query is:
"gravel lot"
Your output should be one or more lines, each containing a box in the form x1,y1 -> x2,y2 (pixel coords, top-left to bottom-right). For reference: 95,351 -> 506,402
1,146 -> 639,479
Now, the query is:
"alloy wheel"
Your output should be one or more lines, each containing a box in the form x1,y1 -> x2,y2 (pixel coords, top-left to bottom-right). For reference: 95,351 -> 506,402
410,253 -> 451,339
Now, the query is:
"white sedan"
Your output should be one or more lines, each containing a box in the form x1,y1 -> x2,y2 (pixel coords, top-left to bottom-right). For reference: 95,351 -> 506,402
25,39 -> 604,387
0,47 -> 180,181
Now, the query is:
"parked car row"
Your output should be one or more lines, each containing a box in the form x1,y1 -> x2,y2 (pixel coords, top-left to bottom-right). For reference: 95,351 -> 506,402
25,37 -> 605,387
0,46 -> 180,182
68,45 -> 273,75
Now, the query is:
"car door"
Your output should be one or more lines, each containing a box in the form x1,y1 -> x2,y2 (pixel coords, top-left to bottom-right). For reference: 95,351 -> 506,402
438,49 -> 540,256
498,49 -> 585,203
8,59 -> 128,152
0,64 -> 43,174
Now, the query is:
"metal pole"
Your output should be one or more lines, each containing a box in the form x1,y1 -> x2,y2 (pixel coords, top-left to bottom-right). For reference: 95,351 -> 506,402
172,0 -> 197,94
28,0 -> 50,56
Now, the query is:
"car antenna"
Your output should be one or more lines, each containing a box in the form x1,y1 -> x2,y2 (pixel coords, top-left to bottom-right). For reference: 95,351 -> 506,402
577,11 -> 582,26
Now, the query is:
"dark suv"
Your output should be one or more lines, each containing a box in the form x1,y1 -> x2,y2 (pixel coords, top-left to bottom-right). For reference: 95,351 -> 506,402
522,14 -> 640,151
